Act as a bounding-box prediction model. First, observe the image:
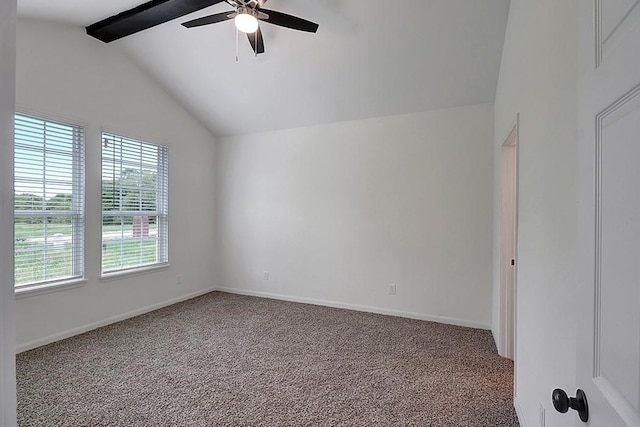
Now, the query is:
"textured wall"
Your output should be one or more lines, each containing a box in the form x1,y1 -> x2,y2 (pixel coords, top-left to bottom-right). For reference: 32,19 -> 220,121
493,1 -> 578,425
15,19 -> 218,350
216,103 -> 494,328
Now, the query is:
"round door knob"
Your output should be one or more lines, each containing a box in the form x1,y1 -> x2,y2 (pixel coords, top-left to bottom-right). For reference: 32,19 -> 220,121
552,388 -> 570,413
552,388 -> 589,422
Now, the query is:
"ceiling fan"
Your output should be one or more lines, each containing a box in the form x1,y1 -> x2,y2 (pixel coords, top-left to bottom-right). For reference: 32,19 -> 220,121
182,0 -> 319,55
86,0 -> 318,56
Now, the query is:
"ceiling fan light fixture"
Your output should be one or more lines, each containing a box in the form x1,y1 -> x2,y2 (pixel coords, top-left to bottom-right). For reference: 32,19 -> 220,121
235,7 -> 259,33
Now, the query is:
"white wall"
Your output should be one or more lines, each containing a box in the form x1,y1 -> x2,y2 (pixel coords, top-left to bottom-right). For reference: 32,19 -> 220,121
15,19 -> 218,350
216,103 -> 494,328
0,1 -> 17,424
493,1 -> 578,426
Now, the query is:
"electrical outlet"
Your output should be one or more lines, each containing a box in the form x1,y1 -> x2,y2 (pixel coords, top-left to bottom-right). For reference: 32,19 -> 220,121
176,274 -> 183,285
263,271 -> 269,281
388,284 -> 397,295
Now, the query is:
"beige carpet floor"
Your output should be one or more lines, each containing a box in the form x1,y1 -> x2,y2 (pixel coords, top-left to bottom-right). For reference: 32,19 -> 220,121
17,291 -> 519,426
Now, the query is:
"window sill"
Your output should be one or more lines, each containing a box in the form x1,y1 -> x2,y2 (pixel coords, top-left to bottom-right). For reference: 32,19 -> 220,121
15,278 -> 87,299
100,263 -> 170,283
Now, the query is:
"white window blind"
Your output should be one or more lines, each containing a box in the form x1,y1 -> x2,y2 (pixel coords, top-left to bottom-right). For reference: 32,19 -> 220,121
14,113 -> 85,287
101,133 -> 168,274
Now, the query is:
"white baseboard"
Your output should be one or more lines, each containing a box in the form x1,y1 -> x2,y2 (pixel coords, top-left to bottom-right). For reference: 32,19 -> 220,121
491,326 -> 500,353
514,396 -> 528,427
17,286 -> 491,353
216,286 -> 491,330
16,287 -> 218,353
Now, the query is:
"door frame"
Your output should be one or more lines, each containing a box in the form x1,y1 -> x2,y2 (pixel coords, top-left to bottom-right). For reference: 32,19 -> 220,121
498,114 -> 519,361
0,0 -> 17,424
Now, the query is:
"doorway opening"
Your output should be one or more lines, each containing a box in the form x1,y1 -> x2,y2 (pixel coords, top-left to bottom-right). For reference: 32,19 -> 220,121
498,117 -> 518,360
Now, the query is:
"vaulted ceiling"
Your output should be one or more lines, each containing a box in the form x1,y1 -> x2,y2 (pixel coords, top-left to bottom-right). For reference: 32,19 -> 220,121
17,0 -> 510,137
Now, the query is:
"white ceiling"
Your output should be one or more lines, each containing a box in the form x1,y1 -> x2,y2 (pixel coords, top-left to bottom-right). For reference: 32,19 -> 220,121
17,0 -> 510,137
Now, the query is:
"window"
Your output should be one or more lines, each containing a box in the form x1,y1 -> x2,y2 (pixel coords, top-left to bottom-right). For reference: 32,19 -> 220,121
101,133 -> 168,274
14,113 -> 85,288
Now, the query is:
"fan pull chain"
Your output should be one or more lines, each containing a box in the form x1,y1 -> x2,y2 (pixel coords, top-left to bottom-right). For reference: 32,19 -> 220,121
254,31 -> 258,57
235,27 -> 239,62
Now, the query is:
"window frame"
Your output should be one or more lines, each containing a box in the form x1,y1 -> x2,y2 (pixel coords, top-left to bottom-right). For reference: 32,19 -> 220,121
13,112 -> 86,293
100,132 -> 169,277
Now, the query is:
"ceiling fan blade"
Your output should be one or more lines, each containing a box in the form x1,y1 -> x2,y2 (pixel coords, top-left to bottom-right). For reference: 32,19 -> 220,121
86,0 -> 227,43
246,26 -> 265,55
259,8 -> 318,33
256,0 -> 268,7
182,12 -> 234,28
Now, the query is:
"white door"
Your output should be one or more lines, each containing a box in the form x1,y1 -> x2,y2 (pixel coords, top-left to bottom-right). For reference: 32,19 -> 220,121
575,1 -> 640,425
499,124 -> 517,360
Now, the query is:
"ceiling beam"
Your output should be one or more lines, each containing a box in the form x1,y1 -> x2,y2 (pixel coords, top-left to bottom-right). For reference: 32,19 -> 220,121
86,0 -> 225,43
